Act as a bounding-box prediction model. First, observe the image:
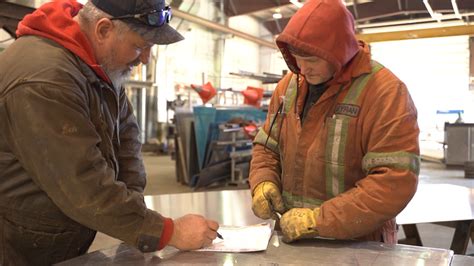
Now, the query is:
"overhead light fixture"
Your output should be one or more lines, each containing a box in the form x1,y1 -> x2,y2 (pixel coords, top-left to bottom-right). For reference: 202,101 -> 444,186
290,0 -> 304,8
273,8 -> 283,19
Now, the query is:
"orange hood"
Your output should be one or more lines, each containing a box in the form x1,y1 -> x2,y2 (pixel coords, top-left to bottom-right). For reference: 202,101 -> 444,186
16,0 -> 111,84
276,0 -> 359,77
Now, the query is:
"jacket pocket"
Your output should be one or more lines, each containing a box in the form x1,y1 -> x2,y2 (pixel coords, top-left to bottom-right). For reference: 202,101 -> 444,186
313,116 -> 358,198
318,116 -> 357,164
2,215 -> 78,265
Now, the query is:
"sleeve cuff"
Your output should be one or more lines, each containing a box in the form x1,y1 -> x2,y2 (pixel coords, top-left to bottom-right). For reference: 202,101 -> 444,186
157,217 -> 174,250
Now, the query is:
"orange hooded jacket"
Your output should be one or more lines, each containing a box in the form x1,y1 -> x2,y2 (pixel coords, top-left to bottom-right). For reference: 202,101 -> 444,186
249,0 -> 420,243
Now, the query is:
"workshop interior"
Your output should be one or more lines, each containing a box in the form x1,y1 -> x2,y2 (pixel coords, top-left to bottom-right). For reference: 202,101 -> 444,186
2,0 -> 474,264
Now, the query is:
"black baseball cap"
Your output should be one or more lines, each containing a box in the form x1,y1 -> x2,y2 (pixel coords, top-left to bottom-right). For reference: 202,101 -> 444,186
90,0 -> 184,44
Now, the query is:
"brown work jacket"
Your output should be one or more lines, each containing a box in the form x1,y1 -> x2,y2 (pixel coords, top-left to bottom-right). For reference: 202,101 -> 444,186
0,36 -> 166,264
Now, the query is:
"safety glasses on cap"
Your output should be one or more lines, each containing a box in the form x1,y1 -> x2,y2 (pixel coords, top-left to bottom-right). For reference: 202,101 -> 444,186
110,6 -> 172,27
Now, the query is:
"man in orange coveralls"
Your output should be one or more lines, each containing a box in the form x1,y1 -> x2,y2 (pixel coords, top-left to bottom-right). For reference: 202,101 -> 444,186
249,0 -> 420,244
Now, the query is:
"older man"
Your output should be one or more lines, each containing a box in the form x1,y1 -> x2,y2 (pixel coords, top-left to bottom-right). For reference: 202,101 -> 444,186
0,0 -> 218,264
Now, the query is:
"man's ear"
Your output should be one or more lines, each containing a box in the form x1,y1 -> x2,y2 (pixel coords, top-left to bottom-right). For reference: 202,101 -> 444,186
94,18 -> 115,44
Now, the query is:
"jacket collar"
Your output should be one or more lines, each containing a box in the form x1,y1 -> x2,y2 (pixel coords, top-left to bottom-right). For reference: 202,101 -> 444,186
16,0 -> 112,84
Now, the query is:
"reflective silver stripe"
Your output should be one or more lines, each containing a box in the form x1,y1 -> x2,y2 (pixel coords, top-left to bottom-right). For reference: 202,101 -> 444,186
253,128 -> 279,154
325,118 -> 347,197
362,151 -> 420,175
283,74 -> 298,114
325,61 -> 384,198
282,191 -> 323,209
343,62 -> 383,105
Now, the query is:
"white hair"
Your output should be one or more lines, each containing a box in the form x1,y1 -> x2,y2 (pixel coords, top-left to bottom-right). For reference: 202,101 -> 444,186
77,2 -> 130,36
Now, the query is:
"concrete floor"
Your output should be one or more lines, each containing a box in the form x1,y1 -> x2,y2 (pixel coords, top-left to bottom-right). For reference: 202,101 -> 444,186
88,155 -> 474,255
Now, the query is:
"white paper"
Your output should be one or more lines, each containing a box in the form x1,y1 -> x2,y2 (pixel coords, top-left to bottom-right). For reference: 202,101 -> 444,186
197,223 -> 273,252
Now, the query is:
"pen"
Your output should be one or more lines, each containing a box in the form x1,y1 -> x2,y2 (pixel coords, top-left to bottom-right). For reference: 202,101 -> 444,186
274,212 -> 282,231
216,231 -> 224,240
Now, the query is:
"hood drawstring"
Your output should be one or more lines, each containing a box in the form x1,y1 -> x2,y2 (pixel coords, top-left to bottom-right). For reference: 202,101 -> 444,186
296,74 -> 300,116
264,73 -> 303,152
263,102 -> 283,154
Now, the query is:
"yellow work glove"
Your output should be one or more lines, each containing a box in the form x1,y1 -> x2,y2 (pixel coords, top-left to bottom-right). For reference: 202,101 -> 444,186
251,181 -> 286,219
280,207 -> 320,243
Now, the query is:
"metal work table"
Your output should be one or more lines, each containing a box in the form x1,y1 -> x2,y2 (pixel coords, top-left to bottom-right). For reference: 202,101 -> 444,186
59,189 -> 455,265
59,234 -> 453,265
397,184 -> 474,255
451,254 -> 474,266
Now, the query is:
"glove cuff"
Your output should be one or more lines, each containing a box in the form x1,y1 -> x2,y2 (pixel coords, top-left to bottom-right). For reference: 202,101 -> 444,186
312,207 -> 321,228
252,181 -> 276,196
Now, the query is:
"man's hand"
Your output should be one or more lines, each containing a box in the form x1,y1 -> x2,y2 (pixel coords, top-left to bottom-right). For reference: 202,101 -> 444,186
280,208 -> 320,243
252,181 -> 286,219
168,214 -> 219,250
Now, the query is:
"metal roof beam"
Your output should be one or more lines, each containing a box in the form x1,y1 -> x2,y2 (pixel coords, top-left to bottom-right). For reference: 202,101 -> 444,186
173,8 -> 277,49
357,24 -> 474,42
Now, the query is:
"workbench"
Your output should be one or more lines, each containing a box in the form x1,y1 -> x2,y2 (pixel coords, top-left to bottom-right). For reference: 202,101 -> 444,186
451,254 -> 474,266
397,184 -> 474,255
58,189 -> 457,265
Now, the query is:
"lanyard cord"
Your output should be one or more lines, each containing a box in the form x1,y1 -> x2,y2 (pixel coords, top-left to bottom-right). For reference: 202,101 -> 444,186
263,101 -> 284,153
